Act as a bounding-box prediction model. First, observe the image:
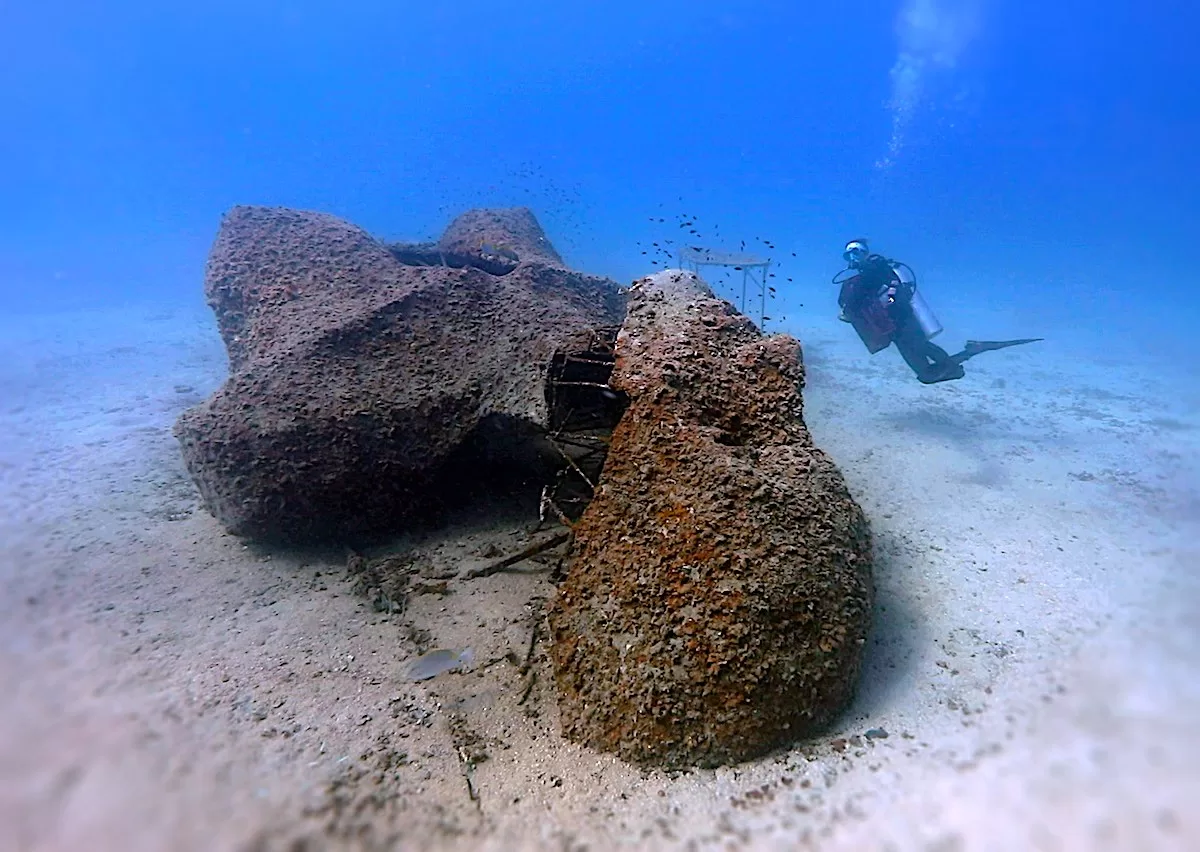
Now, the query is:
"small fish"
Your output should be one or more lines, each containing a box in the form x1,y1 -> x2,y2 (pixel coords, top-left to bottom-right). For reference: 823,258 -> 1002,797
407,647 -> 474,681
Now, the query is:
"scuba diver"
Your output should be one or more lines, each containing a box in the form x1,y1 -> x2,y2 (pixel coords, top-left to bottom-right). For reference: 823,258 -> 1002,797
834,239 -> 1042,384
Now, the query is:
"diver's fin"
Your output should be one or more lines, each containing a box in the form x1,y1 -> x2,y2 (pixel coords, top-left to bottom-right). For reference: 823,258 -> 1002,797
959,338 -> 1043,359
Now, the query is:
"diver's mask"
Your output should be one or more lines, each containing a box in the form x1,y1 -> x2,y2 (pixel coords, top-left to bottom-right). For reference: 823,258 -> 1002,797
842,240 -> 869,267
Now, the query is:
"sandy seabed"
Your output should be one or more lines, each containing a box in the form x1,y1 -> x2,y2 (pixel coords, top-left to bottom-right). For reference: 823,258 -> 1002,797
0,299 -> 1197,852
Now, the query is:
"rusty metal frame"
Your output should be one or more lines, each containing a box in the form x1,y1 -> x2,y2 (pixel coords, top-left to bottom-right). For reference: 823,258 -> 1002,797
677,246 -> 771,328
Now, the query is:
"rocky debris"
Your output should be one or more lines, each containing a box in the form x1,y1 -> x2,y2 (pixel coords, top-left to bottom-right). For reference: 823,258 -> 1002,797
437,207 -> 565,268
548,269 -> 874,769
203,206 -> 402,373
346,551 -> 412,615
174,205 -> 625,542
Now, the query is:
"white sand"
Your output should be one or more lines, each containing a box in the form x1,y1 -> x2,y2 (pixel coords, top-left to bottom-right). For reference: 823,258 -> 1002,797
0,300 -> 1196,851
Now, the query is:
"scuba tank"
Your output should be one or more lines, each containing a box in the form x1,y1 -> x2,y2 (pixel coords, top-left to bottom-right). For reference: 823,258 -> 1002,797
893,262 -> 943,340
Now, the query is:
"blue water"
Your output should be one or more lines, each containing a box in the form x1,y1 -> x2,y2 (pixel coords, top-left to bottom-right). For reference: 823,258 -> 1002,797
1,3 -> 1198,846
4,0 -> 1197,356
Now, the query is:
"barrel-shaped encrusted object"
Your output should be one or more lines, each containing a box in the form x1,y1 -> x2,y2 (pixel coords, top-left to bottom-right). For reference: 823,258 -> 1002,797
548,269 -> 874,769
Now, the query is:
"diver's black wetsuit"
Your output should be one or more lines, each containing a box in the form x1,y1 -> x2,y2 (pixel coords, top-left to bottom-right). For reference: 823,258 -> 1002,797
888,288 -> 966,385
842,254 -> 964,384
839,251 -> 1043,384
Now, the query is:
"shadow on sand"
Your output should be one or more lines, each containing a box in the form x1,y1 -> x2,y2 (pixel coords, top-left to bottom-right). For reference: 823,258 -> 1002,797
845,526 -> 931,722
